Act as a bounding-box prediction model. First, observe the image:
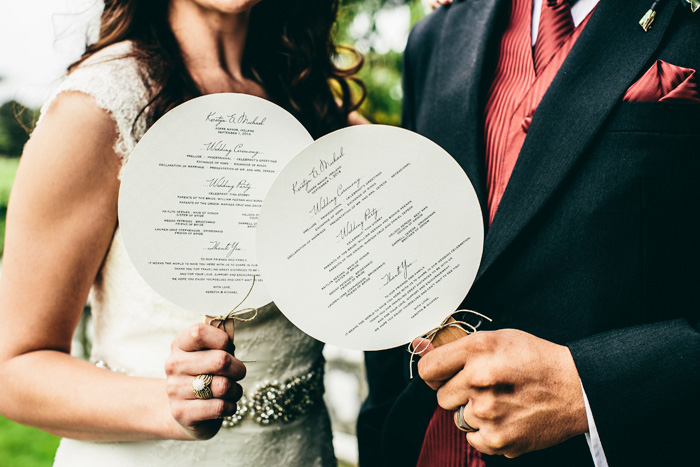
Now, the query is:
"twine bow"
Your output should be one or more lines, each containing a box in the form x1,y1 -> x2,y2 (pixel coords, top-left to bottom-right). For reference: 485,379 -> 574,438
207,275 -> 259,336
407,310 -> 492,379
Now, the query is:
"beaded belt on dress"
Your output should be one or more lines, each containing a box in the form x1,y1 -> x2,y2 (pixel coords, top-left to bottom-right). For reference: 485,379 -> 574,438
93,358 -> 324,427
223,360 -> 324,427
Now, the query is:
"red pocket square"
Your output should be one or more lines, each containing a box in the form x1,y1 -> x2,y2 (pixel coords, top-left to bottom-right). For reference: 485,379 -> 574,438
623,60 -> 700,103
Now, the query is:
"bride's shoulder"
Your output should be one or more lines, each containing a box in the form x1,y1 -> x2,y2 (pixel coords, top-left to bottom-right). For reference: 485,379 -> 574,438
66,41 -> 147,92
48,40 -> 149,107
76,41 -> 138,70
40,40 -> 151,160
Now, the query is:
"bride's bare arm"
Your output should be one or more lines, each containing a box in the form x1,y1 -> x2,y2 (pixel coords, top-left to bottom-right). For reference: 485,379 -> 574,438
0,92 -> 242,441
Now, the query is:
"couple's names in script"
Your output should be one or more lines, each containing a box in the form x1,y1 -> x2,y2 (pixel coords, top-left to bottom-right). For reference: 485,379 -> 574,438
205,110 -> 267,129
292,147 -> 345,195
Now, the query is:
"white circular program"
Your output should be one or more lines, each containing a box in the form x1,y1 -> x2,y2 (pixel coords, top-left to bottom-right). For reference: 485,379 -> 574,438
256,125 -> 484,350
119,93 -> 313,316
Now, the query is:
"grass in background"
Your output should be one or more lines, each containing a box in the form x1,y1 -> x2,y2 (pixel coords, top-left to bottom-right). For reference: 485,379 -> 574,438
0,415 -> 355,467
0,416 -> 60,467
0,159 -> 44,466
0,156 -> 19,256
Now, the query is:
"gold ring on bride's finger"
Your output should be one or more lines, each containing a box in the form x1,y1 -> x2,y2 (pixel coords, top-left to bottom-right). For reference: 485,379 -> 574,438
192,374 -> 214,399
456,404 -> 477,432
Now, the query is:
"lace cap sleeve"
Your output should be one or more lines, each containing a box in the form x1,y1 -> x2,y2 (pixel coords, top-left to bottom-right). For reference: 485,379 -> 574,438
40,41 -> 151,167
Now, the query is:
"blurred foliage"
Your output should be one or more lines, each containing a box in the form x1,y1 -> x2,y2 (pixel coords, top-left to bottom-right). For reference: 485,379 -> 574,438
0,101 -> 38,158
0,2 -> 429,153
0,157 -> 19,256
337,0 -> 428,125
0,416 -> 61,467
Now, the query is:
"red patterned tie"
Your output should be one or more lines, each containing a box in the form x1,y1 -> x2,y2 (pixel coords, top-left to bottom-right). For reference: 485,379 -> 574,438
533,0 -> 575,74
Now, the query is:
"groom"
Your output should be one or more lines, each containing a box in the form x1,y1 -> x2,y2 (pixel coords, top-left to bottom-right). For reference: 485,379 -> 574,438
358,0 -> 700,466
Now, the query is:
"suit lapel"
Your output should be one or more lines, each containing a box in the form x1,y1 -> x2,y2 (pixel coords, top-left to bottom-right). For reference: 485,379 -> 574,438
476,0 -> 679,280
430,0 -> 508,225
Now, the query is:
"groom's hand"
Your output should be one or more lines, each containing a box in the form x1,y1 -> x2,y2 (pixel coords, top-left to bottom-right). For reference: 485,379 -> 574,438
165,323 -> 246,440
416,329 -> 588,458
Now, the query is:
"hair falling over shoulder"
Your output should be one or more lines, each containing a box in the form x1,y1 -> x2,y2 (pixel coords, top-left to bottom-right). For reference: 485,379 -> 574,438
70,0 -> 366,139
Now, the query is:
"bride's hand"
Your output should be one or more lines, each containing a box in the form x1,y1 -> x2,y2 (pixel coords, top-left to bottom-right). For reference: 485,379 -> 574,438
165,323 -> 246,440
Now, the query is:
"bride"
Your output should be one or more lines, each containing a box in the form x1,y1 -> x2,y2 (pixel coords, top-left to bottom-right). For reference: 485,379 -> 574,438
0,0 -> 364,465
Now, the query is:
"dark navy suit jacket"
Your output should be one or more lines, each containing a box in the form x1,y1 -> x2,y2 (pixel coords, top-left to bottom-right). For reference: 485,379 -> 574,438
358,1 -> 700,466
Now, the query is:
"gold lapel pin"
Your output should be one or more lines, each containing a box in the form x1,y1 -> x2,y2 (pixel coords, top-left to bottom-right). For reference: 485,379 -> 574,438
639,0 -> 662,31
642,0 -> 699,32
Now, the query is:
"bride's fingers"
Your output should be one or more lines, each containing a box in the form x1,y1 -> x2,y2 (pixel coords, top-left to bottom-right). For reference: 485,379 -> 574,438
166,348 -> 246,381
174,323 -> 234,353
167,375 -> 243,401
210,377 -> 243,401
171,398 -> 238,426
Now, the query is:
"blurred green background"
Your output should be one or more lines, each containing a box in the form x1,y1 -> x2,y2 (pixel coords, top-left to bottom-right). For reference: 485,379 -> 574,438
0,1 -> 428,466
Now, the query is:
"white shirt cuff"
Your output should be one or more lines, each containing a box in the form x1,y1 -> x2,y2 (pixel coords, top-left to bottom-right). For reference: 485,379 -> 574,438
581,381 -> 610,467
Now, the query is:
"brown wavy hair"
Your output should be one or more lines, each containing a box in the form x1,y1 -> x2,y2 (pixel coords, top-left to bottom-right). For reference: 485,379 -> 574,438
70,0 -> 365,138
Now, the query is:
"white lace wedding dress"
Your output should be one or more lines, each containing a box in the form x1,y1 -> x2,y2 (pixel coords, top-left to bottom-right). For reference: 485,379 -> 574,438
47,41 -> 336,467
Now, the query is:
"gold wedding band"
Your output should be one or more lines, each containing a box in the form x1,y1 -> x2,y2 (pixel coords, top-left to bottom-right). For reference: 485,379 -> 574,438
192,374 -> 214,400
456,404 -> 477,433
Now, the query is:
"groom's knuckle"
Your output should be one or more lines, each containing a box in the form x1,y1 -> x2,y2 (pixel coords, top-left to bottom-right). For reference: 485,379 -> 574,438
470,368 -> 497,388
471,439 -> 496,456
416,357 -> 429,377
436,389 -> 457,410
504,448 -> 525,459
476,439 -> 500,456
480,445 -> 500,456
489,434 -> 508,451
467,332 -> 491,352
471,401 -> 491,419
481,431 -> 509,453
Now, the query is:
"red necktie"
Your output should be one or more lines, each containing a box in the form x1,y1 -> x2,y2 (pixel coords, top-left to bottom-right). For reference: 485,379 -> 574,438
533,0 -> 575,74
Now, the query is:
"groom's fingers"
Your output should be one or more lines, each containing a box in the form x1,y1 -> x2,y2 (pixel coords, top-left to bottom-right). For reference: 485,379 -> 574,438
417,334 -> 476,388
411,337 -> 435,355
418,331 -> 503,385
435,369 -> 474,410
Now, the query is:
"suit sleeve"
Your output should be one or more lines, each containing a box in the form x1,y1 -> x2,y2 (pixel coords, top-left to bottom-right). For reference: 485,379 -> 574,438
568,317 -> 700,466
